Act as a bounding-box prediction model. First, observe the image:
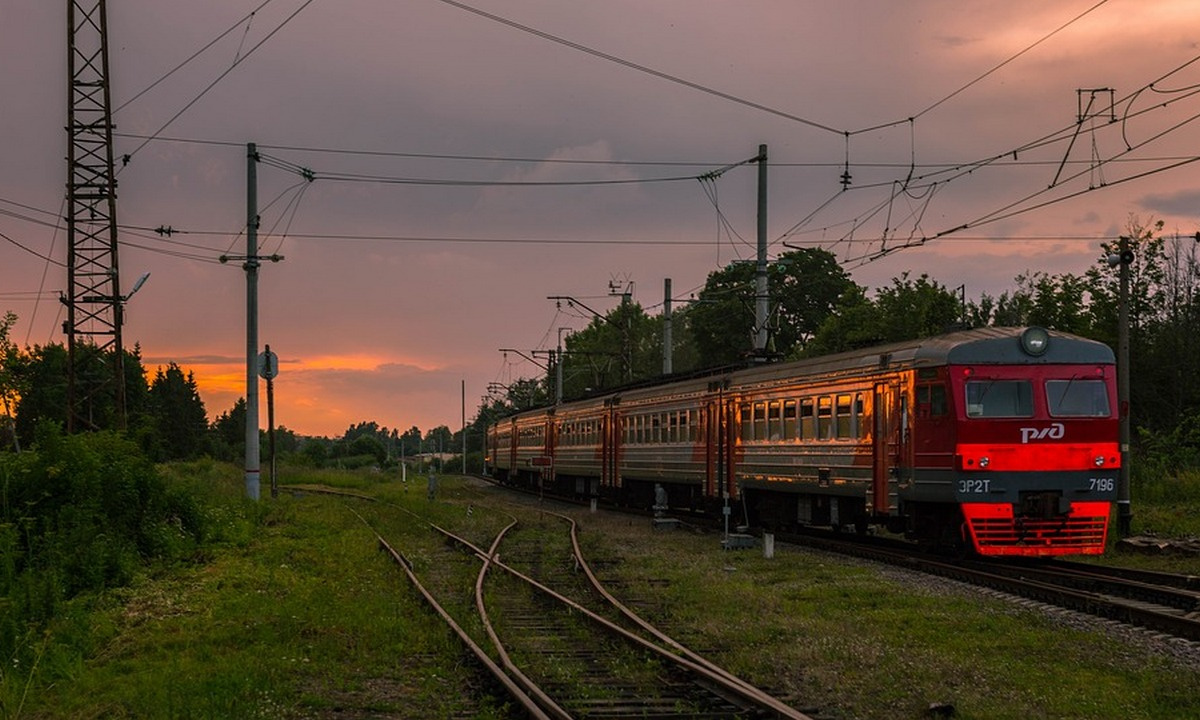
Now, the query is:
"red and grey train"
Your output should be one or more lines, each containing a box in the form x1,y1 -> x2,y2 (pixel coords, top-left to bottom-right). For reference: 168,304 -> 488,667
485,327 -> 1119,556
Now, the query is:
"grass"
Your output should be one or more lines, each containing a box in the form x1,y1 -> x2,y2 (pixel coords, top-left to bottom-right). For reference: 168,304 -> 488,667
1130,467 -> 1200,537
12,464 -> 511,719
584,514 -> 1200,719
9,462 -> 1200,719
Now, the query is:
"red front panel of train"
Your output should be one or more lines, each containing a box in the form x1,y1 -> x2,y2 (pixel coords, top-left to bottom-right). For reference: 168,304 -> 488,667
949,363 -> 1118,556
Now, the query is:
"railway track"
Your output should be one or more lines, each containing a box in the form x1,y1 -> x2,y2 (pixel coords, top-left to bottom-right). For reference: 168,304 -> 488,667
476,478 -> 1200,646
309,485 -> 815,719
776,528 -> 1200,644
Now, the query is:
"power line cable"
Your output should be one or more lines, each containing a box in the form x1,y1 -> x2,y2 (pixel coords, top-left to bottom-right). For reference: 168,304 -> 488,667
0,230 -> 65,268
429,0 -> 842,134
114,0 -> 277,114
778,48 -> 1200,262
111,131 -> 1200,171
120,0 -> 315,167
850,0 -> 1111,135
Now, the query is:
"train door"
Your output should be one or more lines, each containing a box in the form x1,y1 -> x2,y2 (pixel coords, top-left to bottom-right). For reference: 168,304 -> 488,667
703,400 -> 718,499
603,405 -> 622,493
507,418 -> 518,477
601,411 -> 617,492
545,415 -> 557,489
721,396 -> 738,501
704,397 -> 736,502
872,382 -> 901,517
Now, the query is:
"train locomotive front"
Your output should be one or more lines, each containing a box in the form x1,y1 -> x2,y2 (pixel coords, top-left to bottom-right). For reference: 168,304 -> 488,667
917,326 -> 1119,555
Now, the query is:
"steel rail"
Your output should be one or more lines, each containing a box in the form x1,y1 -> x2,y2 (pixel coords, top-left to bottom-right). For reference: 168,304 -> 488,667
375,535 -> 553,720
544,509 -> 813,720
432,516 -> 814,719
782,529 -> 1200,643
303,486 -> 554,719
472,521 -> 574,720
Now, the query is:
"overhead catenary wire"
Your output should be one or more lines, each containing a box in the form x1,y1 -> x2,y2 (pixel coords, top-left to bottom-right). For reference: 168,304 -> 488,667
431,0 -> 1110,143
118,1 -> 316,168
113,0 -> 278,115
776,49 -> 1200,263
110,131 -> 1200,171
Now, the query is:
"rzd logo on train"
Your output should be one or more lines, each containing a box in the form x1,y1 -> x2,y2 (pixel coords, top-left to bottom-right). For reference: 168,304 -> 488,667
1019,422 -> 1064,444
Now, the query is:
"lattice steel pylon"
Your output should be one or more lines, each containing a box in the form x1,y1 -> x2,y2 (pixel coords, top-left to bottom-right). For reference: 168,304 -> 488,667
64,0 -> 126,431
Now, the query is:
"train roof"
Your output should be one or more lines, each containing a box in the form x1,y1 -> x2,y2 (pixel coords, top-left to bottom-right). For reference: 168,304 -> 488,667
491,327 -> 1114,423
804,326 -> 1114,369
715,326 -> 1112,391
908,326 -> 1114,365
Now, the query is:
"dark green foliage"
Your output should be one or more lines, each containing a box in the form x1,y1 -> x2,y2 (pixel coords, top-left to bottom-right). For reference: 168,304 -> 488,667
209,398 -> 248,461
8,342 -> 150,445
803,273 -> 963,356
0,424 -> 205,665
559,300 -> 661,398
298,438 -> 329,466
687,248 -> 856,364
0,311 -> 20,452
347,434 -> 386,465
145,363 -> 209,461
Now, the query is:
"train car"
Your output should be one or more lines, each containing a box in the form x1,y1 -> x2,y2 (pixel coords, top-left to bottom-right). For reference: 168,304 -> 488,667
486,327 -> 1118,556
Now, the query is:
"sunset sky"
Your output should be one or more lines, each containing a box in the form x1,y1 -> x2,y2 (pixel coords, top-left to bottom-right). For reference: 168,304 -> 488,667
2,0 -> 1199,437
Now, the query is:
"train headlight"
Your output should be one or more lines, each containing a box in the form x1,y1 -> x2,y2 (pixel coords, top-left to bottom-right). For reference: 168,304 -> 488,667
1094,456 -> 1106,467
978,456 -> 990,468
1020,326 -> 1050,356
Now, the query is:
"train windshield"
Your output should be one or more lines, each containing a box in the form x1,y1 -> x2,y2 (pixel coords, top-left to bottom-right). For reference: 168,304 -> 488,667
1046,379 -> 1111,417
965,380 -> 1034,418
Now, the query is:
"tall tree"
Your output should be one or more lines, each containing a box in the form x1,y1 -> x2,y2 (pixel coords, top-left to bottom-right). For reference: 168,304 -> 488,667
560,300 -> 659,398
146,363 -> 209,460
688,248 -> 856,365
210,398 -> 247,460
805,273 -> 961,355
0,311 -> 23,451
10,342 -> 148,444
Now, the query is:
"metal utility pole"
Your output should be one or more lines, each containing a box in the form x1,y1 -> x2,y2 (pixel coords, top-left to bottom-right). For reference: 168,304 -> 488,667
555,329 -> 567,405
462,379 -> 467,474
244,144 -> 261,500
65,0 -> 126,431
220,143 -> 282,500
1115,236 -> 1133,536
260,345 -> 279,499
662,278 -> 673,375
754,144 -> 769,358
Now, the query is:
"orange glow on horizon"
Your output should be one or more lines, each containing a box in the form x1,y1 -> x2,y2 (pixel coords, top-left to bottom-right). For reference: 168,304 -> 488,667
154,351 -> 450,435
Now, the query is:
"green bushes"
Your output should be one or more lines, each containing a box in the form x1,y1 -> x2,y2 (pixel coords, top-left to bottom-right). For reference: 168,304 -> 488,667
0,424 -> 212,705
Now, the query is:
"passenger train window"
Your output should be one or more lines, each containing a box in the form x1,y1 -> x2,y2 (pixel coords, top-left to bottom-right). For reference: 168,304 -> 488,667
916,384 -> 948,417
853,394 -> 865,438
754,402 -> 767,441
817,397 -> 833,438
836,395 -> 852,438
800,399 -> 814,439
965,380 -> 1034,418
768,401 -> 782,440
740,404 -> 753,441
783,400 -> 797,439
1046,379 -> 1110,417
